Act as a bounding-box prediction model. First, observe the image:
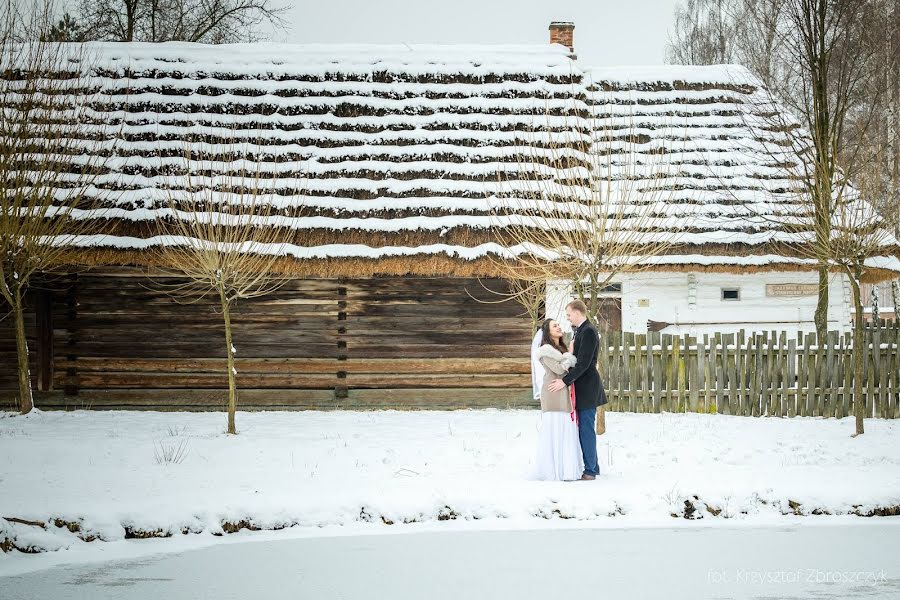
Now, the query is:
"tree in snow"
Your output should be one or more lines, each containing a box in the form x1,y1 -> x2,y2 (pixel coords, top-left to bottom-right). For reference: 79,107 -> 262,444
150,141 -> 293,435
787,149 -> 895,436
0,0 -> 111,414
667,0 -> 900,338
665,0 -> 738,65
489,110 -> 682,331
54,0 -> 288,43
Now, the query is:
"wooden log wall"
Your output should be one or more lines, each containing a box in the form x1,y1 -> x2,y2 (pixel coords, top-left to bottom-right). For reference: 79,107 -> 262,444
7,271 -> 897,417
0,279 -> 62,410
1,270 -> 535,411
0,296 -> 37,410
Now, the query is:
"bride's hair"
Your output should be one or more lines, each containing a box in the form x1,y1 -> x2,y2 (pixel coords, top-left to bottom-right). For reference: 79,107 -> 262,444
540,319 -> 567,354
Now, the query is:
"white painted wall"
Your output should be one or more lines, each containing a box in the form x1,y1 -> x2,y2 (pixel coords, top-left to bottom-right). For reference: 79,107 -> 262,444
545,271 -> 852,336
545,279 -> 576,334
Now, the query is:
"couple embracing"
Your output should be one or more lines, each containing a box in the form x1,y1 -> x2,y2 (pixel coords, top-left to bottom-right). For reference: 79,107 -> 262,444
533,300 -> 607,482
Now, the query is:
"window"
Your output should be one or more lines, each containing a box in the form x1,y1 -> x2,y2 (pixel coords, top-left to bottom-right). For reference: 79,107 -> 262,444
721,288 -> 740,301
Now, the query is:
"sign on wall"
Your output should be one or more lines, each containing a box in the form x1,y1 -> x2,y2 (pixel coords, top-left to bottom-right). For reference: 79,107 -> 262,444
765,284 -> 819,297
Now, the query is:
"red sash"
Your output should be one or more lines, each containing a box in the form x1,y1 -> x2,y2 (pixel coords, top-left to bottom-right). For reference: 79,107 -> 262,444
569,385 -> 578,425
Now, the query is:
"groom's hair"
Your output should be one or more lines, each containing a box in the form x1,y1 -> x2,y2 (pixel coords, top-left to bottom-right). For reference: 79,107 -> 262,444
566,300 -> 587,315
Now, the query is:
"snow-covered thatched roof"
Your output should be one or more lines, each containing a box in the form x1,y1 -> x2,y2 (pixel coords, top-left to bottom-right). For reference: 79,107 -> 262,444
584,64 -> 898,278
11,42 -> 900,278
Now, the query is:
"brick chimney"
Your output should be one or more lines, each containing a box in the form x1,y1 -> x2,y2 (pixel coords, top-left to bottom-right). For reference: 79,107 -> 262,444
549,21 -> 575,57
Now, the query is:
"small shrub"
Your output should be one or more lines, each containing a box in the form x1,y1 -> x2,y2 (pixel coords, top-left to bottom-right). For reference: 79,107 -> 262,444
154,438 -> 189,465
166,425 -> 188,437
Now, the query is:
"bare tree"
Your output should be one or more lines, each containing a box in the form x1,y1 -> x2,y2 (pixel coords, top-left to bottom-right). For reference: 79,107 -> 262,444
731,0 -> 790,89
489,110 -> 682,331
0,0 -> 109,414
666,0 -> 738,64
668,0 -> 900,338
781,152 -> 896,436
64,0 -> 288,43
150,142 -> 294,435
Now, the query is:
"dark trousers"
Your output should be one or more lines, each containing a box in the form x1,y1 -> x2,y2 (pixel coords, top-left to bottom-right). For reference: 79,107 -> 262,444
577,407 -> 599,476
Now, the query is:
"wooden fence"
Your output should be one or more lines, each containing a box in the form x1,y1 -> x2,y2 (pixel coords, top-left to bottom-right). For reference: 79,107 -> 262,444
598,321 -> 900,418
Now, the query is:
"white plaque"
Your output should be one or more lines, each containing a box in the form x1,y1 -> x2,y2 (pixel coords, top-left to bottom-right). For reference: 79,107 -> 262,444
766,284 -> 819,297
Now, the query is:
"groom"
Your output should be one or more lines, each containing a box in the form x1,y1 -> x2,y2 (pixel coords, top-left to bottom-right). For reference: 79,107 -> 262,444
548,300 -> 607,480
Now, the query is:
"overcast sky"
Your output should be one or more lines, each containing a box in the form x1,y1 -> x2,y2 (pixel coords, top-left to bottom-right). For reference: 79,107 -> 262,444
265,0 -> 683,67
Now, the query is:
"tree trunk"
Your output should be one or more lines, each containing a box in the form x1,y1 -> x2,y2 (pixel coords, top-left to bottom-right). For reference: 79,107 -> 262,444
219,288 -> 237,435
13,284 -> 34,414
125,0 -> 136,41
848,269 -> 865,436
814,263 -> 829,339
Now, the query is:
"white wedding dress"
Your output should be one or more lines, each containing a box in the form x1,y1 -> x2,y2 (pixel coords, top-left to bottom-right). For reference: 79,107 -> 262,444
533,411 -> 584,481
531,345 -> 584,481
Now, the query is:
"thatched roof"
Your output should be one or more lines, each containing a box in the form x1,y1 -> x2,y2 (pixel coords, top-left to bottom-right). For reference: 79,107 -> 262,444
11,43 -> 900,279
582,64 -> 900,280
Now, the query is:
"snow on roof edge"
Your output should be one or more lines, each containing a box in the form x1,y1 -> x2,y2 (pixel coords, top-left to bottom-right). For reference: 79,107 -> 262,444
582,64 -> 763,87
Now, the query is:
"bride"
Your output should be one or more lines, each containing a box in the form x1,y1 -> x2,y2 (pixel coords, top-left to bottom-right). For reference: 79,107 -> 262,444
532,318 -> 584,481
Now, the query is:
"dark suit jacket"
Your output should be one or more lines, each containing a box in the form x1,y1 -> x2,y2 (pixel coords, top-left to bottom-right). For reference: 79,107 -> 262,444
561,319 -> 608,410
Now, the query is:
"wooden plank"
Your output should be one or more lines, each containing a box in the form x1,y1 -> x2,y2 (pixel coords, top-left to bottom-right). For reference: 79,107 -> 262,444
346,387 -> 535,409
840,332 -> 851,419
766,331 -> 776,416
715,337 -> 724,414
32,386 -> 536,410
738,329 -> 753,417
35,290 -> 53,392
676,334 -> 687,413
724,333 -> 736,415
76,372 -> 339,389
772,332 -> 783,418
814,331 -> 826,417
697,337 -> 707,413
873,325 -> 884,418
867,332 -> 877,418
887,321 -> 896,408
886,328 -> 900,419
709,335 -> 717,415
346,374 -> 529,389
800,333 -> 812,417
824,331 -> 837,417
651,332 -> 662,413
751,333 -> 763,417
702,334 -> 712,413
606,331 -> 619,411
346,344 -> 531,359
664,334 -> 675,412
61,342 -> 340,359
785,338 -> 795,418
689,335 -> 699,413
67,357 -> 531,375
845,331 -> 853,419
638,333 -> 650,413
33,388 -> 336,410
623,331 -> 634,412
70,327 -> 340,342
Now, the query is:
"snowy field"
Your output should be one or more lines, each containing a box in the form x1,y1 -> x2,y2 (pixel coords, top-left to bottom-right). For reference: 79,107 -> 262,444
2,409 -> 900,565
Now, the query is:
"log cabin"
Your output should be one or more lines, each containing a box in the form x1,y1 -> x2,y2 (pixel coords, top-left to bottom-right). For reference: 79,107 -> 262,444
1,22 -> 898,410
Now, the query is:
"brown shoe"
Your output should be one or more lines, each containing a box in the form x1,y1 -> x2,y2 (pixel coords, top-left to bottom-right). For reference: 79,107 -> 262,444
580,474 -> 596,481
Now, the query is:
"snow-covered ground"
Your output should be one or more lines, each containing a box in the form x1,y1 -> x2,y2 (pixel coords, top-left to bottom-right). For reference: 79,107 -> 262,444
1,409 -> 899,564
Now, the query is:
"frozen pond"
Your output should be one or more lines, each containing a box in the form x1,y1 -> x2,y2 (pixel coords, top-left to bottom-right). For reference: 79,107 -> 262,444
2,523 -> 899,599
